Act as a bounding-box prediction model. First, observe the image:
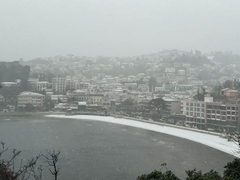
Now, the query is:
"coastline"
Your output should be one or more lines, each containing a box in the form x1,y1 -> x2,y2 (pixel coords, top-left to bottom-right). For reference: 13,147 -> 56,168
1,112 -> 239,157
0,112 -> 65,116
46,114 -> 240,157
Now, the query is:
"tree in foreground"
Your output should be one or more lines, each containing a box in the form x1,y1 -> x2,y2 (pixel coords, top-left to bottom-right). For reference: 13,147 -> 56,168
137,159 -> 240,180
0,142 -> 60,180
185,169 -> 222,180
223,158 -> 240,180
137,163 -> 180,180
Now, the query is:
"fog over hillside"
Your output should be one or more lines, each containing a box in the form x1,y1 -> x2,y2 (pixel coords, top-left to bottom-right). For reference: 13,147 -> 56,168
1,0 -> 240,61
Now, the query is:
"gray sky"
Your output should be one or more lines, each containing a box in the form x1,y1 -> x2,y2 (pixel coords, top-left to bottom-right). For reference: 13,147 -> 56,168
1,0 -> 240,61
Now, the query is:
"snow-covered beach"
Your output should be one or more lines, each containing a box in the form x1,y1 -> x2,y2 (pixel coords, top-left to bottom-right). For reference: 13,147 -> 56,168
46,115 -> 240,157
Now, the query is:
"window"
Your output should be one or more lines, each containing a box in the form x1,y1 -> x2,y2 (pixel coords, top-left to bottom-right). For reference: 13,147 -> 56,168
221,106 -> 226,110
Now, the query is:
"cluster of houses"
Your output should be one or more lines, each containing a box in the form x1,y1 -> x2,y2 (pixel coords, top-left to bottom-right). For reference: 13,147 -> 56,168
1,50 -> 240,132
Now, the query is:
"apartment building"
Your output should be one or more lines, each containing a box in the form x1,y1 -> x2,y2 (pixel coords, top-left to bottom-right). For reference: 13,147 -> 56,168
52,78 -> 66,92
72,81 -> 89,90
28,78 -> 39,91
206,102 -> 240,132
37,81 -> 49,91
182,99 -> 206,129
88,94 -> 104,105
182,97 -> 240,132
17,91 -> 45,110
163,98 -> 181,114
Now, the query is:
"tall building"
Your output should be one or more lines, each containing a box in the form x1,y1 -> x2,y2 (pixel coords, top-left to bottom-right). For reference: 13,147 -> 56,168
28,78 -> 39,91
52,78 -> 66,92
182,97 -> 240,132
206,102 -> 240,132
182,99 -> 206,129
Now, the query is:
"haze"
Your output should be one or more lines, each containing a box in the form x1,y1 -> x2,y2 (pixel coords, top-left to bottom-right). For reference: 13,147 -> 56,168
0,0 -> 240,61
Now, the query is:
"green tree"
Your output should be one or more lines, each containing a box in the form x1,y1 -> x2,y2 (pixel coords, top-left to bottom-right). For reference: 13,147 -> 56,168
185,169 -> 222,180
149,98 -> 165,112
223,158 -> 240,180
137,170 -> 180,180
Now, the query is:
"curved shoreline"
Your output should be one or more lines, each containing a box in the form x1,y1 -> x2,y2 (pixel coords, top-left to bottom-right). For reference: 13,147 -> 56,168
46,114 -> 240,158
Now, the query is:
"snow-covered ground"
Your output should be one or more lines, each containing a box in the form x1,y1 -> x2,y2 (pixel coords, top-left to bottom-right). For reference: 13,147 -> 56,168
46,115 -> 240,157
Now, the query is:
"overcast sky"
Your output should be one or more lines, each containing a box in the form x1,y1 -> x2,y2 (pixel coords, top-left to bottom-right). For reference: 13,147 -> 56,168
0,0 -> 240,61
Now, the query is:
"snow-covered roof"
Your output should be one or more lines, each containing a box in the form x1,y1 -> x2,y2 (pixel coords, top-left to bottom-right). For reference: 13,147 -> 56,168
78,102 -> 87,105
18,91 -> 44,97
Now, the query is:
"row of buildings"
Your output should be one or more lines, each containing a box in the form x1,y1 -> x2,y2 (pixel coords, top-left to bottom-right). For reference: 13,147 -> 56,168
182,96 -> 240,132
14,88 -> 240,133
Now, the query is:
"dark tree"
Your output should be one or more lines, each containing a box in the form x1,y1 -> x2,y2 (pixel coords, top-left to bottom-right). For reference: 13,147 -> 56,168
44,100 -> 54,111
137,163 -> 180,180
149,98 -> 165,112
185,169 -> 222,180
194,87 -> 207,101
121,98 -> 136,110
42,150 -> 61,180
25,103 -> 35,112
148,77 -> 157,92
223,80 -> 233,89
0,142 -> 61,180
223,158 -> 240,180
0,86 -> 20,104
0,142 -> 42,180
137,170 -> 180,180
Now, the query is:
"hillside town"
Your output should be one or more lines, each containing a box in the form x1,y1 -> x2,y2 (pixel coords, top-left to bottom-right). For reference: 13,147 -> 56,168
1,49 -> 240,133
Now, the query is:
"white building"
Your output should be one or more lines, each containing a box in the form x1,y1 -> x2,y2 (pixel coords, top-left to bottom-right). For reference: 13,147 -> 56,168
37,81 -> 49,91
1,82 -> 18,87
17,91 -> 45,109
52,78 -> 66,92
181,99 -> 206,129
178,69 -> 186,76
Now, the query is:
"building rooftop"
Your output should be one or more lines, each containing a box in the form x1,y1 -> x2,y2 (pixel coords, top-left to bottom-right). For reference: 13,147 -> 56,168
18,91 -> 44,97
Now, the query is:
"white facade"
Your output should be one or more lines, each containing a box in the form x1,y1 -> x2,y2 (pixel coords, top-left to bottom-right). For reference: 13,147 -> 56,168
52,78 -> 66,92
37,81 -> 49,91
17,91 -> 45,109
